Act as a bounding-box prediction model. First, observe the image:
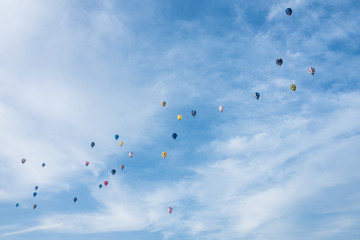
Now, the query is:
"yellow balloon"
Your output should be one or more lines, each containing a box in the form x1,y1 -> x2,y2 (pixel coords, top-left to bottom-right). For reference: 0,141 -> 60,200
177,115 -> 182,120
119,141 -> 124,146
162,152 -> 167,158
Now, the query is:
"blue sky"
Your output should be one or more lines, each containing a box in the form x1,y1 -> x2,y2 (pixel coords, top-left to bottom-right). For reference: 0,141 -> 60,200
0,0 -> 360,239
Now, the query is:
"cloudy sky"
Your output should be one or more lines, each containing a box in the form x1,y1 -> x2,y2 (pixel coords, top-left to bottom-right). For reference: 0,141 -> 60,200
0,0 -> 359,239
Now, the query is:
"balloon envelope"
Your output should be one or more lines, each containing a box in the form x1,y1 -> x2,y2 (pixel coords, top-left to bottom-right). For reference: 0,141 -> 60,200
177,115 -> 182,120
191,110 -> 196,117
254,92 -> 260,100
104,181 -> 108,186
85,161 -> 89,166
21,159 -> 26,164
16,203 -> 19,207
99,184 -> 103,189
120,165 -> 124,170
111,169 -> 116,175
168,207 -> 173,214
161,101 -> 166,107
219,105 -> 224,112
129,152 -> 134,158
91,142 -> 95,148
276,58 -> 283,66
290,84 -> 296,92
73,197 -> 77,203
42,163 -> 45,167
120,141 -> 124,146
308,67 -> 315,75
114,134 -> 119,140
33,192 -> 37,197
162,152 -> 167,159
33,204 -> 37,210
285,8 -> 292,15
35,186 -> 38,191
172,133 -> 177,140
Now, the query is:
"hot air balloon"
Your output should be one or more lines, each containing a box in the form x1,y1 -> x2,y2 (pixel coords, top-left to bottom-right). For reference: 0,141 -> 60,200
119,141 -> 124,146
73,197 -> 77,203
308,67 -> 315,75
162,152 -> 167,159
16,203 -> 19,208
42,163 -> 45,167
99,184 -> 103,189
120,165 -> 124,170
33,192 -> 37,197
172,133 -> 177,140
276,58 -> 283,66
168,207 -> 173,214
285,8 -> 292,15
219,105 -> 224,112
85,161 -> 89,166
33,204 -> 37,210
111,169 -> 116,175
254,92 -> 260,100
162,101 -> 166,107
290,84 -> 296,92
129,152 -> 134,158
114,134 -> 119,140
35,186 -> 38,191
177,115 -> 182,120
104,181 -> 108,186
191,110 -> 196,117
21,159 -> 26,164
91,142 -> 95,148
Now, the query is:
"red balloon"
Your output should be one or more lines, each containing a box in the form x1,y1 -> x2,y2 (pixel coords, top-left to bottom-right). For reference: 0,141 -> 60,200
85,161 -> 89,166
104,181 -> 108,186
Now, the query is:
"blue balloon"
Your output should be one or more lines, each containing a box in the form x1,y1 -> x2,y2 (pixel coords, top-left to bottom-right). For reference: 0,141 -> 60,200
172,133 -> 177,140
16,203 -> 19,207
91,142 -> 95,148
73,197 -> 77,203
42,163 -> 45,167
111,169 -> 116,175
35,186 -> 38,191
191,110 -> 196,117
285,8 -> 292,15
33,192 -> 37,197
114,134 -> 119,140
254,92 -> 260,100
99,184 -> 102,189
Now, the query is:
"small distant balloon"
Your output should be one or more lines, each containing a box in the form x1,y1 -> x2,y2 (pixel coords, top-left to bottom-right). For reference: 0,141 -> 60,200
191,110 -> 196,117
16,203 -> 19,208
73,197 -> 77,203
219,105 -> 224,112
161,101 -> 166,108
91,142 -> 95,148
99,184 -> 103,189
172,133 -> 177,140
85,161 -> 89,166
35,186 -> 38,191
162,152 -> 167,159
33,192 -> 37,197
129,152 -> 134,158
21,159 -> 26,164
276,58 -> 283,66
177,115 -> 182,120
119,141 -> 124,146
168,207 -> 173,214
104,181 -> 108,186
290,84 -> 296,92
114,134 -> 119,140
120,165 -> 124,170
285,8 -> 292,16
308,67 -> 315,75
42,163 -> 45,167
254,92 -> 260,100
33,204 -> 37,210
111,169 -> 116,175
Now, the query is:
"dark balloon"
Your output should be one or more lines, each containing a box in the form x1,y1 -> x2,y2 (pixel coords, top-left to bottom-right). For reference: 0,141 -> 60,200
16,203 -> 19,208
191,110 -> 196,117
42,163 -> 45,167
73,197 -> 77,203
285,8 -> 292,15
111,169 -> 116,175
85,161 -> 89,166
91,142 -> 95,148
33,192 -> 37,197
33,204 -> 37,210
114,134 -> 119,140
35,186 -> 38,191
254,92 -> 260,100
172,133 -> 177,140
276,58 -> 283,66
99,184 -> 103,189
21,159 -> 26,164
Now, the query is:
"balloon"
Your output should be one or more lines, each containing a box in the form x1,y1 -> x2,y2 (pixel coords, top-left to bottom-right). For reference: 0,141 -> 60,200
33,204 -> 37,210
219,105 -> 224,112
42,163 -> 45,167
99,184 -> 103,189
254,92 -> 260,100
35,186 -> 38,191
177,115 -> 182,120
33,192 -> 37,197
21,159 -> 26,164
104,181 -> 108,186
120,165 -> 124,170
162,152 -> 167,159
290,84 -> 296,92
91,142 -> 95,148
161,101 -> 166,107
276,58 -> 283,66
285,8 -> 292,15
129,152 -> 134,158
85,161 -> 89,166
191,110 -> 196,117
114,134 -> 119,140
168,207 -> 173,214
308,67 -> 315,75
119,141 -> 124,146
172,133 -> 177,140
111,169 -> 116,175
73,197 -> 77,203
16,203 -> 19,208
